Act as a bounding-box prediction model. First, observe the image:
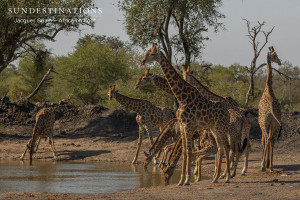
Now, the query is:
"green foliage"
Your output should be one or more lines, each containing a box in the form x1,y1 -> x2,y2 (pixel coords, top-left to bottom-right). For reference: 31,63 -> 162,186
5,44 -> 53,101
0,0 -> 96,73
48,37 -> 135,105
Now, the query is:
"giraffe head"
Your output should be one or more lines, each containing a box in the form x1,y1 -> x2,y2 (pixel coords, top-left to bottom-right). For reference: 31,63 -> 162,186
140,43 -> 160,66
267,46 -> 281,65
108,85 -> 118,100
182,65 -> 193,82
143,151 -> 154,169
162,163 -> 175,184
134,69 -> 154,89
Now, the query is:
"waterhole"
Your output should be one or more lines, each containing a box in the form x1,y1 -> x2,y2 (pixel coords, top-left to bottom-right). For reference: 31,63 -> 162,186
0,160 -> 206,193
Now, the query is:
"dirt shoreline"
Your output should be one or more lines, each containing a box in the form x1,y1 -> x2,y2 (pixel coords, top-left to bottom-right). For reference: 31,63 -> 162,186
0,136 -> 299,200
0,100 -> 299,199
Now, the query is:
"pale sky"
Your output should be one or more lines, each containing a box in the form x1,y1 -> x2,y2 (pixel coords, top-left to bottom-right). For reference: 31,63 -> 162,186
44,0 -> 300,67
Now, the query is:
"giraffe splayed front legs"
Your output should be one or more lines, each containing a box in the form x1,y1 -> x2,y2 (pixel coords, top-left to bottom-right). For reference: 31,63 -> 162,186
20,107 -> 57,160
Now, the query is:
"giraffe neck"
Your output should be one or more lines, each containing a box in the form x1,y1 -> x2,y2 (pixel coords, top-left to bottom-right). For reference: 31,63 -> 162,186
152,75 -> 173,94
266,54 -> 274,93
149,120 -> 177,154
115,92 -> 147,113
157,51 -> 198,104
189,75 -> 226,102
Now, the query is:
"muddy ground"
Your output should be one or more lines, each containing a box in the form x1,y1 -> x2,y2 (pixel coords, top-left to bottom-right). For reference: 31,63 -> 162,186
0,97 -> 299,199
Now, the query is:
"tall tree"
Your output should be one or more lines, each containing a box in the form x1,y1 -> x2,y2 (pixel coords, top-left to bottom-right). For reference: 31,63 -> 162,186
0,0 -> 97,73
119,0 -> 224,67
243,19 -> 274,106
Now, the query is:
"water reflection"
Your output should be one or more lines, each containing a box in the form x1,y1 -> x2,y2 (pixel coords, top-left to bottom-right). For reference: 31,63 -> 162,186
0,160 -> 199,193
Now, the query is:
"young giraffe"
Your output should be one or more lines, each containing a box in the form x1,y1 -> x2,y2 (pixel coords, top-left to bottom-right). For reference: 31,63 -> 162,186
258,46 -> 282,172
182,65 -> 254,177
20,107 -> 57,160
141,44 -> 232,185
108,85 -> 174,164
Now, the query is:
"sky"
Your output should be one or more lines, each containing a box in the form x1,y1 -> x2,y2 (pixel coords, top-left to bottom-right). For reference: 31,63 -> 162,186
44,0 -> 300,67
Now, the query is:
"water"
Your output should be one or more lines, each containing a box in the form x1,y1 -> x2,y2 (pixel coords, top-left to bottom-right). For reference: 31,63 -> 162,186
0,160 -> 196,193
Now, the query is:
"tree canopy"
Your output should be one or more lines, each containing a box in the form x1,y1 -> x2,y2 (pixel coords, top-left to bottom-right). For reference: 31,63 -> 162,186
0,0 -> 97,73
119,0 -> 224,66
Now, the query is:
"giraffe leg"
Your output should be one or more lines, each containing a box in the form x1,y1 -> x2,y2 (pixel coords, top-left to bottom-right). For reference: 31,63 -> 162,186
34,136 -> 42,153
20,139 -> 31,160
184,129 -> 194,185
195,158 -> 202,182
231,150 -> 240,178
241,142 -> 251,176
221,149 -> 234,179
212,147 -> 223,183
213,152 -> 218,178
178,130 -> 187,186
260,122 -> 269,171
261,136 -> 270,171
132,126 -> 145,164
269,138 -> 275,172
145,127 -> 158,164
49,136 -> 57,160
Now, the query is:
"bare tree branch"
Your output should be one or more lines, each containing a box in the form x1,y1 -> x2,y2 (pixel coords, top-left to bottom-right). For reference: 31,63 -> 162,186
22,66 -> 55,101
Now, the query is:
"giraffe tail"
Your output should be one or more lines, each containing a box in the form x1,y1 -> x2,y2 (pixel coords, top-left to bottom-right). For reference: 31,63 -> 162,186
277,126 -> 282,142
239,138 -> 248,153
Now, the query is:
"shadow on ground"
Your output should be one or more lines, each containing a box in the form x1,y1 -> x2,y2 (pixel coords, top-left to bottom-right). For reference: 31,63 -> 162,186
56,150 -> 111,161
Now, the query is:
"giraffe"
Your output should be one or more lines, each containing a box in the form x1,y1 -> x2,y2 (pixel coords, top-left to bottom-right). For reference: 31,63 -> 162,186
20,107 -> 57,160
258,46 -> 282,172
143,118 -> 180,169
108,85 -> 174,164
141,43 -> 232,185
182,65 -> 254,177
135,69 -> 173,94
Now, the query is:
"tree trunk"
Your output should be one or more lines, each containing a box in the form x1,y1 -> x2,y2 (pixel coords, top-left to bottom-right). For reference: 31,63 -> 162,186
245,72 -> 254,106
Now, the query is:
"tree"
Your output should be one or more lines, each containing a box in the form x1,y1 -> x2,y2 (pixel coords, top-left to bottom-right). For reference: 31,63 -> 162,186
243,19 -> 274,106
119,0 -> 224,67
0,0 -> 97,73
48,36 -> 135,105
7,44 -> 54,102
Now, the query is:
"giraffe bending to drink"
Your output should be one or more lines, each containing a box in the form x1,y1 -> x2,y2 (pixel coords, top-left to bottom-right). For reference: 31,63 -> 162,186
20,107 -> 57,160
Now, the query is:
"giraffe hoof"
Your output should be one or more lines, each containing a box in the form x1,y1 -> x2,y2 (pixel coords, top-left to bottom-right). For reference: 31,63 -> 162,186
261,167 -> 266,172
131,160 -> 137,165
241,173 -> 246,176
212,179 -> 218,183
225,179 -> 230,183
183,182 -> 190,186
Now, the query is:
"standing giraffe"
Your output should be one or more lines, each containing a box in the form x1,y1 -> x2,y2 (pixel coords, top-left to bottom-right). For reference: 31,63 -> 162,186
20,107 -> 57,160
182,65 -> 254,177
141,44 -> 232,185
258,46 -> 282,172
108,85 -> 174,164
